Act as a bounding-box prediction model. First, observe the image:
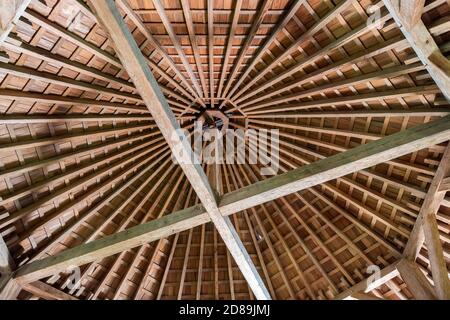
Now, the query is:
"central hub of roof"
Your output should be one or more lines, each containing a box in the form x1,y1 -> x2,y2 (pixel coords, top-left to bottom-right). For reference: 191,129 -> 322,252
195,106 -> 230,134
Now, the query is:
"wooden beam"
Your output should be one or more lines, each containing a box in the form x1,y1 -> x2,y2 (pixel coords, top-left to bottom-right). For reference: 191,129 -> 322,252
246,108 -> 450,119
0,0 -> 32,46
240,62 -> 425,110
383,0 -> 450,101
0,236 -> 14,274
151,0 -> 204,99
403,144 -> 450,299
221,0 -> 272,99
207,0 -> 215,105
22,281 -> 78,300
429,49 -> 450,77
0,89 -> 147,113
334,261 -> 400,299
0,229 -> 18,299
0,62 -> 142,103
245,85 -> 440,115
397,259 -> 437,300
13,115 -> 450,286
0,114 -> 154,124
217,0 -> 242,97
348,292 -> 385,300
180,0 -> 208,97
87,0 -> 270,300
0,275 -> 21,300
0,122 -> 154,153
398,0 -> 426,29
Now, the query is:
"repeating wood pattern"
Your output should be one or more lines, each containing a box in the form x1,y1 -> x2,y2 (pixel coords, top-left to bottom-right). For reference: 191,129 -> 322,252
0,0 -> 449,300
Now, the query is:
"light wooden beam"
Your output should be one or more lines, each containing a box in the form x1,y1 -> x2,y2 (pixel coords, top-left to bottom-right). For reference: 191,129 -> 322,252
0,0 -> 32,46
334,261 -> 400,299
397,259 -> 437,300
398,0 -> 426,29
403,144 -> 450,299
0,275 -> 21,300
0,231 -> 18,299
86,0 -> 270,300
383,0 -> 450,101
0,236 -> 13,275
12,115 -> 450,287
347,292 -> 385,300
217,0 -> 242,98
22,281 -> 78,300
245,108 -> 450,119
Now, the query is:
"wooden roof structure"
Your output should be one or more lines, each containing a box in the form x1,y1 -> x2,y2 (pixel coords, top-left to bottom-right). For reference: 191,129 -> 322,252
0,0 -> 449,300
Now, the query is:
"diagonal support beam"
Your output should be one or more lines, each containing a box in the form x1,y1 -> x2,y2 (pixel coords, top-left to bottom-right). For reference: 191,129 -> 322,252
397,259 -> 437,300
12,115 -> 450,289
21,281 -> 78,300
334,261 -> 400,300
0,231 -> 19,299
0,0 -> 32,46
403,144 -> 450,299
86,0 -> 270,300
383,0 -> 450,101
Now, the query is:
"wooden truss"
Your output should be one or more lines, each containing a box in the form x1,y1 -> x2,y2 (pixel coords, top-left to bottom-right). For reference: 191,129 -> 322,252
0,0 -> 449,300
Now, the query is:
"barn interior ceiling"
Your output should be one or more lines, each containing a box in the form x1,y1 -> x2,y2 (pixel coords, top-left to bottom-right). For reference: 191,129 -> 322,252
0,0 -> 449,300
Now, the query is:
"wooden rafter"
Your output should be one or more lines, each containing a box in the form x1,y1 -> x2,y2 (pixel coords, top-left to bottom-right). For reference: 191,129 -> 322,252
383,0 -> 450,101
217,0 -> 242,98
402,144 -> 450,299
223,0 -> 306,102
397,259 -> 437,300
